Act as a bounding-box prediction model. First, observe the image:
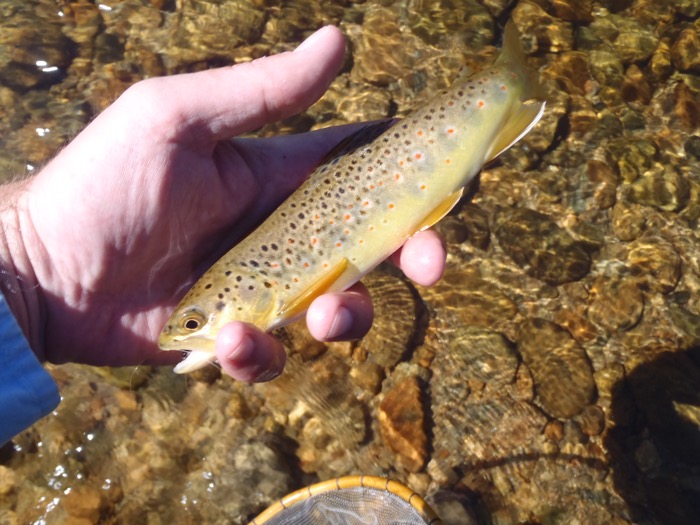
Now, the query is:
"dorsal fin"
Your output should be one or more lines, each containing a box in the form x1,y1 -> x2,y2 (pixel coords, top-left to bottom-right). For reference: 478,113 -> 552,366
318,120 -> 397,167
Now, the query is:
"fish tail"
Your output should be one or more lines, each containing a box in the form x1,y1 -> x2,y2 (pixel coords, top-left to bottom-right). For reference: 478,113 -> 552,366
496,20 -> 546,103
484,21 -> 547,162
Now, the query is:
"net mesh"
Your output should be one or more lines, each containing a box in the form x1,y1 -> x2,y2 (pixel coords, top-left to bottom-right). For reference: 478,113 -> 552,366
259,485 -> 432,525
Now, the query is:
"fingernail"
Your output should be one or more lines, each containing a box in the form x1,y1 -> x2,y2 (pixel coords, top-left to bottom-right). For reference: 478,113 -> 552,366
326,306 -> 353,339
295,26 -> 328,52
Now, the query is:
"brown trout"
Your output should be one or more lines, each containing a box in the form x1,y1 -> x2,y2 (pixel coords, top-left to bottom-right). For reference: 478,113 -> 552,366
159,21 -> 545,373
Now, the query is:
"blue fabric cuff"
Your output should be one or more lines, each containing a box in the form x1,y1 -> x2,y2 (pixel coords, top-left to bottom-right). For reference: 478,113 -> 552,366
0,292 -> 60,444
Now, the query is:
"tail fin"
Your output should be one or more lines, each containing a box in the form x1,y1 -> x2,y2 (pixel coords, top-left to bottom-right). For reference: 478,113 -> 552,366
484,21 -> 546,162
496,21 -> 546,104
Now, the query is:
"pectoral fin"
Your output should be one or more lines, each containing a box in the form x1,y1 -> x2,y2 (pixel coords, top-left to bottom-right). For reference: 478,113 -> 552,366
275,257 -> 350,324
416,188 -> 464,232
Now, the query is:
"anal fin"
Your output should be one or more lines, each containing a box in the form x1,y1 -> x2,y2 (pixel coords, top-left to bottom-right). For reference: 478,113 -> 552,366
275,257 -> 350,324
416,188 -> 464,232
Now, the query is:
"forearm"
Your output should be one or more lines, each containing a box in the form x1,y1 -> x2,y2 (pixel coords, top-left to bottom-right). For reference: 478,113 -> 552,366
0,178 -> 45,361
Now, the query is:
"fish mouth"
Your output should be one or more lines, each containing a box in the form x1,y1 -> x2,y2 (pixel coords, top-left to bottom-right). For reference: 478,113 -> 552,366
173,350 -> 217,374
158,333 -> 215,353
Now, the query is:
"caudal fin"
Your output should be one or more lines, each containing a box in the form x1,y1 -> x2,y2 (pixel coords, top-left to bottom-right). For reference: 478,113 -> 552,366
485,21 -> 546,162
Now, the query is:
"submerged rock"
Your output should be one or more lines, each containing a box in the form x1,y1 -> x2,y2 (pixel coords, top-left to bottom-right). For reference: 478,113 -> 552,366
517,318 -> 597,419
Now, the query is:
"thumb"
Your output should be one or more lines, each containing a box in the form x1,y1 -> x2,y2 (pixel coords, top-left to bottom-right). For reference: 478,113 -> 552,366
119,26 -> 346,144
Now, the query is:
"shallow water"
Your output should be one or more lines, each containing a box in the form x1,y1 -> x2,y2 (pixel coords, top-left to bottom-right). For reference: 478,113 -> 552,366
2,1 -> 700,524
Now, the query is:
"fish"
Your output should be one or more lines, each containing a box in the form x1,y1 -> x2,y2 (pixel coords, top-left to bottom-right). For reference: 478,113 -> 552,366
158,21 -> 546,373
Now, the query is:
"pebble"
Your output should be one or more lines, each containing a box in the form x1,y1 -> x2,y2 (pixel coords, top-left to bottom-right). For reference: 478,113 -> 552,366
378,375 -> 428,473
626,237 -> 681,293
625,167 -> 690,212
448,327 -> 518,386
0,466 -> 15,496
587,272 -> 644,332
359,271 -> 420,369
517,318 -> 596,419
494,208 -> 592,285
62,485 -> 104,522
671,28 -> 700,74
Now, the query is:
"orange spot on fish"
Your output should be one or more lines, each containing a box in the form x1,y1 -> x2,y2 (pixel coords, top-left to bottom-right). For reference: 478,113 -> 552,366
388,203 -> 395,209
478,100 -> 485,108
288,239 -> 295,244
294,277 -> 299,283
359,239 -> 364,244
363,200 -> 370,207
369,184 -> 375,190
501,84 -> 507,91
323,263 -> 329,268
336,242 -> 342,247
417,130 -> 424,137
303,262 -> 310,268
378,181 -> 384,186
447,128 -> 455,134
448,101 -> 454,106
415,152 -> 422,160
394,173 -> 401,181
329,219 -> 335,225
347,204 -> 354,209
271,263 -> 279,268
420,184 -> 427,190
344,229 -> 350,234
344,214 -> 351,221
311,237 -> 318,245
369,226 -> 375,231
399,160 -> 404,167
314,214 -> 320,220
445,158 -> 452,165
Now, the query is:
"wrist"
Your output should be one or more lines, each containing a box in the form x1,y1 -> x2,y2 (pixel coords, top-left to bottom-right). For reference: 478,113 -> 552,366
0,179 -> 46,361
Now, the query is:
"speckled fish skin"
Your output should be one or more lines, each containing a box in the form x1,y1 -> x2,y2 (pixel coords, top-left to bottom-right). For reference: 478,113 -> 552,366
159,21 -> 545,373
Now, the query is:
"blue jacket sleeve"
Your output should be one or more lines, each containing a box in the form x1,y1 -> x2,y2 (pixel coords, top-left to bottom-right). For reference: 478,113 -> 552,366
0,292 -> 60,444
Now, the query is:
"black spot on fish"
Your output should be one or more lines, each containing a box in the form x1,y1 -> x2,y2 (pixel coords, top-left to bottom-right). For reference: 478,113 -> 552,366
215,301 -> 225,311
225,271 -> 232,276
298,213 -> 305,219
271,243 -> 278,251
248,285 -> 254,290
261,245 -> 268,252
205,283 -> 212,289
218,293 -> 224,299
224,287 -> 230,293
249,260 -> 259,268
264,282 -> 272,288
236,275 -> 242,282
290,223 -> 297,230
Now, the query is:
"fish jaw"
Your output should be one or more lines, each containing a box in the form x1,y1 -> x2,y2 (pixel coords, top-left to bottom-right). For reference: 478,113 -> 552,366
173,350 -> 217,374
158,331 -> 217,373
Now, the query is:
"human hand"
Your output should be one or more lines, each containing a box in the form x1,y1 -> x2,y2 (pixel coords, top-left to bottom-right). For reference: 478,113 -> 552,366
0,26 -> 446,381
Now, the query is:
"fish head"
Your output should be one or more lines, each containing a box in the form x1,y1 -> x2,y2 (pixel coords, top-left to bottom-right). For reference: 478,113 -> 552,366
158,267 -> 280,373
158,295 -> 224,372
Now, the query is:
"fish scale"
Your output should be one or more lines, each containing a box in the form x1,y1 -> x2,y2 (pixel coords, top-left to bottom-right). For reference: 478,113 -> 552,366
159,21 -> 546,373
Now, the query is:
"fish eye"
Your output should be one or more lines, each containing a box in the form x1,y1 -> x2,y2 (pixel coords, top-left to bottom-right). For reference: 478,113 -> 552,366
180,310 -> 205,332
